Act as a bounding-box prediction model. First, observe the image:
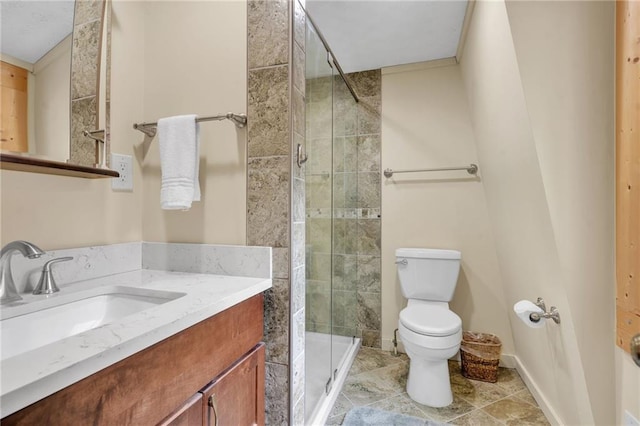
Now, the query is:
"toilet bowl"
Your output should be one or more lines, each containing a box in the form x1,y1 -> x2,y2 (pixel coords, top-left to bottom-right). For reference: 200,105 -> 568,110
399,303 -> 461,407
395,248 -> 462,408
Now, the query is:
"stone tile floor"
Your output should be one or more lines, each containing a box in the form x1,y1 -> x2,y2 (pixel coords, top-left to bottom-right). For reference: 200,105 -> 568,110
326,347 -> 550,425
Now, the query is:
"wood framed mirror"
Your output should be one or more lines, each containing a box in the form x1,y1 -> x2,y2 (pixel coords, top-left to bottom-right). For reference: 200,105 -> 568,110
0,0 -> 118,179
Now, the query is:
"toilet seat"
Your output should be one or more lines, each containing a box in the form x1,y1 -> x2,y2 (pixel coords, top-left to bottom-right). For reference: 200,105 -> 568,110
399,305 -> 461,337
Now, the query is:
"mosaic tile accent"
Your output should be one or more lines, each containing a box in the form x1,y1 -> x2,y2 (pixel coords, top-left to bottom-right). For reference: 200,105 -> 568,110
305,208 -> 381,220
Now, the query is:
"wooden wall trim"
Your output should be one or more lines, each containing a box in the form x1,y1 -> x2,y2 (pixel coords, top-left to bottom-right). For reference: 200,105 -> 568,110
616,0 -> 640,353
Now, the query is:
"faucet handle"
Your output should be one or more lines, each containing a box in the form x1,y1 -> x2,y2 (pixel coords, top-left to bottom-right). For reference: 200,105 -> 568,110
33,256 -> 73,295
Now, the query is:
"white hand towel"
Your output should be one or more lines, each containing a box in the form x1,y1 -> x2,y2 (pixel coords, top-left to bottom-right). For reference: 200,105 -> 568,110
158,114 -> 201,210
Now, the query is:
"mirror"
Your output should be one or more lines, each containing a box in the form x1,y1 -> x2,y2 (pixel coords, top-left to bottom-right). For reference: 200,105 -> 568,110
0,0 -> 111,172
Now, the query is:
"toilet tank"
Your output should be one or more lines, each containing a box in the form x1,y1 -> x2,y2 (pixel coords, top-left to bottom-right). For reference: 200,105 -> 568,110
396,248 -> 461,302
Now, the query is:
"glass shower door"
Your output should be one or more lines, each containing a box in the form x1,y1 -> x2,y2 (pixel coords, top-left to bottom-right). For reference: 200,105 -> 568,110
331,64 -> 358,377
305,20 -> 334,421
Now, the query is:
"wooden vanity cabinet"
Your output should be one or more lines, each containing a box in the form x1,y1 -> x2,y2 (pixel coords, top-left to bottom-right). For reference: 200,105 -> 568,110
161,343 -> 265,426
3,294 -> 265,426
159,393 -> 203,426
201,343 -> 265,426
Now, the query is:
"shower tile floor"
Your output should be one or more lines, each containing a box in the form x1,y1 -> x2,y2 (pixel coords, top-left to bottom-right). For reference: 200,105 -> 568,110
325,347 -> 550,425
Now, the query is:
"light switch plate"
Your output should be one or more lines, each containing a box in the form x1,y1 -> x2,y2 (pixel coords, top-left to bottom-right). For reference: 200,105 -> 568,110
111,153 -> 133,191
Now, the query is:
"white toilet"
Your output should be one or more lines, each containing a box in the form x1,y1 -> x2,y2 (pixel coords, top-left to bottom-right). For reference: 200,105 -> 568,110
396,248 -> 462,408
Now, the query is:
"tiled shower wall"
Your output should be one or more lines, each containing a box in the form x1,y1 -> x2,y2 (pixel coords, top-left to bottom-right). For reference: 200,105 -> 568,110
345,70 -> 382,348
248,1 -> 381,422
306,70 -> 382,348
246,0 -> 306,424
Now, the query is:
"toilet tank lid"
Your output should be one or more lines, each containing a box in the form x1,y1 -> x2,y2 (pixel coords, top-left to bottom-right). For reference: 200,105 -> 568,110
396,248 -> 461,260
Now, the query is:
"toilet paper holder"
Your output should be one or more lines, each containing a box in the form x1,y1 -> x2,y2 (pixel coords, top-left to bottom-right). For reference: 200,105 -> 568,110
530,297 -> 561,325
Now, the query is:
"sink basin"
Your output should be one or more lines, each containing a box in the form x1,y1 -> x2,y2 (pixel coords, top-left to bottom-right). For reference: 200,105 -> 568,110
1,286 -> 185,361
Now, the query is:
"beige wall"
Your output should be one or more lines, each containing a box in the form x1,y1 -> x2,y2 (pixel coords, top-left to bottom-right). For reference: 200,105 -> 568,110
0,0 -> 146,250
459,0 -> 616,424
380,62 -> 515,356
1,1 -> 248,250
503,1 -> 616,423
140,0 -> 247,245
32,36 -> 72,160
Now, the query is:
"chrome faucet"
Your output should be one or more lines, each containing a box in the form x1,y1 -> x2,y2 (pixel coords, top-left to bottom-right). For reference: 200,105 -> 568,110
0,241 -> 45,304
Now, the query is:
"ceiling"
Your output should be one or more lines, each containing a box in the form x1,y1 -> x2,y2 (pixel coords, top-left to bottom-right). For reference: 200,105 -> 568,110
1,0 -> 75,64
305,0 -> 469,73
0,0 -> 468,70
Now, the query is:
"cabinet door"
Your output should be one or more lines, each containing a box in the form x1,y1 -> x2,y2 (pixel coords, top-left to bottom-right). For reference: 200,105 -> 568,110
201,343 -> 265,426
157,393 -> 203,426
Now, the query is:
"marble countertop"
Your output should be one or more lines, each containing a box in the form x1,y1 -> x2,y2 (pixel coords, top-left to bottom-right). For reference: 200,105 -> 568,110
0,269 -> 271,418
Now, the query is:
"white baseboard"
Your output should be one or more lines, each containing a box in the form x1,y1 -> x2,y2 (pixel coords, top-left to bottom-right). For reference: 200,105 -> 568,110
499,353 -> 517,368
514,356 -> 562,426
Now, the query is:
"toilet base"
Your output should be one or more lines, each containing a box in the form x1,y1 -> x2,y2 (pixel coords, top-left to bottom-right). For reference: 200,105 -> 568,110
406,357 -> 453,407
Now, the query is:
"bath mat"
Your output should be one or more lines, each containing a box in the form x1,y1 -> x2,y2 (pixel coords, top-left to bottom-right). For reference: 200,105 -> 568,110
342,406 -> 445,426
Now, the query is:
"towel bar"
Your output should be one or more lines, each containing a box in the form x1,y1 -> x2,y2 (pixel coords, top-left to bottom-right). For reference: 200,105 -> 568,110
383,164 -> 478,178
133,113 -> 247,137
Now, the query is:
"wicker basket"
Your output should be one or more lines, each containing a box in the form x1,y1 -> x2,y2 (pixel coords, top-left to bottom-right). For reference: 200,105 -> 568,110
460,331 -> 502,383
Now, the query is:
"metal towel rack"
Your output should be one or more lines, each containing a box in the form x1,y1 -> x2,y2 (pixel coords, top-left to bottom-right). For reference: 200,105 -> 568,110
383,164 -> 478,178
133,113 -> 247,137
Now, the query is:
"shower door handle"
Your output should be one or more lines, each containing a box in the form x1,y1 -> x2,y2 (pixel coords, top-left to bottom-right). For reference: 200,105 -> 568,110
632,334 -> 640,367
297,144 -> 308,168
